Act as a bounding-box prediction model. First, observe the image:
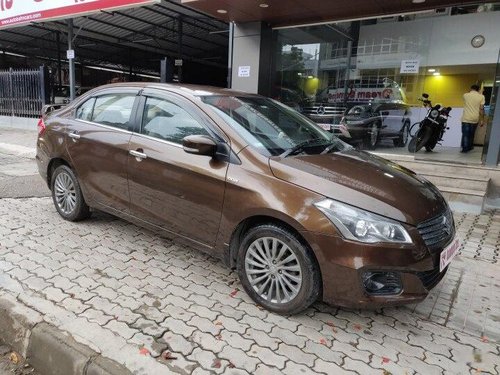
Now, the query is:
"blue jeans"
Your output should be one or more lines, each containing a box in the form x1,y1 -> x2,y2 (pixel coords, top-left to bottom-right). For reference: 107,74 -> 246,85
461,122 -> 477,152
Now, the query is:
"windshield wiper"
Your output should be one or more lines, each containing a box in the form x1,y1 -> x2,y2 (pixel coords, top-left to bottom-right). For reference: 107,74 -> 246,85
320,138 -> 347,155
280,138 -> 329,158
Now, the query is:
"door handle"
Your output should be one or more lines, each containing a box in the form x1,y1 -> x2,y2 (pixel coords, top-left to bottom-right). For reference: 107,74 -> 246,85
129,149 -> 147,160
68,131 -> 80,140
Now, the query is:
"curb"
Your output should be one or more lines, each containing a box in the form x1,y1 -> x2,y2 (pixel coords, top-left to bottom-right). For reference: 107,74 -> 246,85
0,293 -> 132,375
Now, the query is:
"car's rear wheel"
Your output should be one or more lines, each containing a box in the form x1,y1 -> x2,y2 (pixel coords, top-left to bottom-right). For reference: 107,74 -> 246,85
237,224 -> 320,314
394,121 -> 410,147
51,165 -> 90,221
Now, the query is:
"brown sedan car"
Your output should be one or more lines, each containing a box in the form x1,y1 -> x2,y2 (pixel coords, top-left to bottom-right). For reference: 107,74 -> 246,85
36,83 -> 459,314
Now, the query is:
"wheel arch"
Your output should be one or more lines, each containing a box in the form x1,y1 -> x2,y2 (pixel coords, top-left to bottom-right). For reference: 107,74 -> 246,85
46,157 -> 74,189
227,215 -> 322,282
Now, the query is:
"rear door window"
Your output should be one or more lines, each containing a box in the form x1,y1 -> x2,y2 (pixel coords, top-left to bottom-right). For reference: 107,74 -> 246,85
92,94 -> 136,130
75,98 -> 96,121
141,97 -> 209,144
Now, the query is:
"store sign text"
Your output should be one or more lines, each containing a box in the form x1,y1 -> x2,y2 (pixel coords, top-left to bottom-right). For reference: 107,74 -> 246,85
327,87 -> 404,103
1,0 -> 158,29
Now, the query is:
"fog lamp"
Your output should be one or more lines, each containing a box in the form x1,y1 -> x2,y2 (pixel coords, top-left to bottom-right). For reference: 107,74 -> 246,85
362,271 -> 402,295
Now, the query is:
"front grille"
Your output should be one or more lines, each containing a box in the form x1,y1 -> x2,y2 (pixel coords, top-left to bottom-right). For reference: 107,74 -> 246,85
302,105 -> 346,117
417,209 -> 455,253
416,265 -> 448,290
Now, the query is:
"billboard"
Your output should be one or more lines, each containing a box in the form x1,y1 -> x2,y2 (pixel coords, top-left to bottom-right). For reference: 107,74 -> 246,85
0,0 -> 159,29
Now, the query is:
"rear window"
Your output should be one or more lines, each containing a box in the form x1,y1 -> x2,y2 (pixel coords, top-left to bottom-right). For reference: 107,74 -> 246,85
75,98 -> 96,122
91,94 -> 136,130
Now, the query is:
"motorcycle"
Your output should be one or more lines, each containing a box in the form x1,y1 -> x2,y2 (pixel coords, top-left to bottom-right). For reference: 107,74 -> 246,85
408,94 -> 452,153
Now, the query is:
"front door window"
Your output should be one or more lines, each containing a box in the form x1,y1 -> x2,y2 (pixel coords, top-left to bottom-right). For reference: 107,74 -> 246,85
141,97 -> 209,143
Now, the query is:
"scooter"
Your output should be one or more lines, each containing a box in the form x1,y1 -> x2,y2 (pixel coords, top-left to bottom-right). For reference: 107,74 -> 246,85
408,94 -> 452,153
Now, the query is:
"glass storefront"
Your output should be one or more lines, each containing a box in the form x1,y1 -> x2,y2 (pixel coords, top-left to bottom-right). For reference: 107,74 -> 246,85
271,4 -> 500,164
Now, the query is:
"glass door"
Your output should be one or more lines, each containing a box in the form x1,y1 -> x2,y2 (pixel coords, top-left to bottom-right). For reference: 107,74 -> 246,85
482,49 -> 500,165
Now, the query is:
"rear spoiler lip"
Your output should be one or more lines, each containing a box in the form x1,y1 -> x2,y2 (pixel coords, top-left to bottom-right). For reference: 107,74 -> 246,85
41,104 -> 66,118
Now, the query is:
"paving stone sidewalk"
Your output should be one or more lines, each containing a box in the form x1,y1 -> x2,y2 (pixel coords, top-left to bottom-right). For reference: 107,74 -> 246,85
0,197 -> 499,374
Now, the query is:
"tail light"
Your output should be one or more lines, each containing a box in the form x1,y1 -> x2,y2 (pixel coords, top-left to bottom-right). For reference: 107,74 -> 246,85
37,118 -> 46,136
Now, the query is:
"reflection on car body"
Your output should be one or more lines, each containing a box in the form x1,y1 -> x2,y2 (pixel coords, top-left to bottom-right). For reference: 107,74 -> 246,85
301,78 -> 411,149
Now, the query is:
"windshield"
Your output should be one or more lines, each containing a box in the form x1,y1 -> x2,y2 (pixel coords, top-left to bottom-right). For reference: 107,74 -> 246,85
202,95 -> 350,157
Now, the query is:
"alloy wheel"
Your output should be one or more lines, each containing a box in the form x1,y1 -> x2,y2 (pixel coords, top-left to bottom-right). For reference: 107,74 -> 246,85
244,237 -> 303,304
54,171 -> 77,215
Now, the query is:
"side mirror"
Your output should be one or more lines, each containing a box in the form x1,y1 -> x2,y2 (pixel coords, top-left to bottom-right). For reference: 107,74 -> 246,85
422,93 -> 429,99
182,135 -> 217,157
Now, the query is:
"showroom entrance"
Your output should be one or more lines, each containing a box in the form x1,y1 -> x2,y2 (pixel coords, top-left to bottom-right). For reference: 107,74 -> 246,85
185,0 -> 500,213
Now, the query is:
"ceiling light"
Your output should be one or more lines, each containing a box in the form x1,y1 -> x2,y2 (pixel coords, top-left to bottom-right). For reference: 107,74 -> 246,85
433,72 -> 440,76
428,68 -> 436,72
217,9 -> 227,14
259,3 -> 269,7
412,0 -> 426,3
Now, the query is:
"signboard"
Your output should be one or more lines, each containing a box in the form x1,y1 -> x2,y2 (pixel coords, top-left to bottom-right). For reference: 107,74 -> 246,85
0,0 -> 159,29
400,59 -> 420,74
66,49 -> 75,59
238,66 -> 250,78
174,59 -> 183,66
326,87 -> 405,103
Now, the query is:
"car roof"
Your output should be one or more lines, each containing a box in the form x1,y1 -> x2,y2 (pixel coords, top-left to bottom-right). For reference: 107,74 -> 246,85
91,82 -> 257,98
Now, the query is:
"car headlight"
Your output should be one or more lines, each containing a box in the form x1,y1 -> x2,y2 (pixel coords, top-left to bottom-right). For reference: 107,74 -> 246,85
314,199 -> 412,244
430,109 -> 439,118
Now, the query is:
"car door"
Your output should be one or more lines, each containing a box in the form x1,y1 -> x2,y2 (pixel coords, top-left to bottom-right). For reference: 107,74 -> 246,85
127,90 -> 229,247
65,89 -> 140,213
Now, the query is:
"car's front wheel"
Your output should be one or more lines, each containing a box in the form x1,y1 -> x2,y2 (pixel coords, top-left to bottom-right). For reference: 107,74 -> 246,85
237,224 -> 321,314
51,165 -> 91,221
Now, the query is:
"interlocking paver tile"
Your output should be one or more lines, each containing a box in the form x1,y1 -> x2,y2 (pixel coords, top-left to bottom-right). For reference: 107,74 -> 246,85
161,332 -> 196,356
0,198 -> 499,374
220,331 -> 253,351
219,346 -> 260,373
191,331 -> 227,353
270,326 -> 308,348
244,328 -> 280,351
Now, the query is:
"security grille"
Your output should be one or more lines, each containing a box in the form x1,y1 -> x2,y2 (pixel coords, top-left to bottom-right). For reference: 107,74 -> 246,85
0,66 -> 48,117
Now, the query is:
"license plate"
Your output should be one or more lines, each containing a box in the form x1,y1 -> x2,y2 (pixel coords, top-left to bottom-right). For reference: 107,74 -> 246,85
440,237 -> 460,272
317,123 -> 331,131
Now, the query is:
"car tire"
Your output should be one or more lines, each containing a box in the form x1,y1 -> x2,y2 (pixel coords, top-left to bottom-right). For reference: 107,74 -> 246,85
51,165 -> 91,221
394,121 -> 410,147
363,121 -> 380,150
237,224 -> 321,315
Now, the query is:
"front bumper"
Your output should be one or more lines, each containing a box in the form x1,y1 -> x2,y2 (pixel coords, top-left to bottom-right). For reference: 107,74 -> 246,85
302,229 -> 450,308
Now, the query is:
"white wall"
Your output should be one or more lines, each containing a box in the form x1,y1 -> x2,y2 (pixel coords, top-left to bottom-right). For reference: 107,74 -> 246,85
0,116 -> 37,129
359,12 -> 500,67
409,108 -> 462,147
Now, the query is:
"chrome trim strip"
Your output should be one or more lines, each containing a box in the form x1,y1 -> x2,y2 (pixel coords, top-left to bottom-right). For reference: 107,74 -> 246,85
131,133 -> 183,149
74,119 -> 133,135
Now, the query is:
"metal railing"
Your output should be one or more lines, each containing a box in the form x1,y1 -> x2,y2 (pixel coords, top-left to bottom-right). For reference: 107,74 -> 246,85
0,66 -> 48,118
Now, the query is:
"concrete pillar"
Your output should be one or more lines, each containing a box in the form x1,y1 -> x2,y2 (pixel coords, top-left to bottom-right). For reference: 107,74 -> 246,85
230,22 -> 273,95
